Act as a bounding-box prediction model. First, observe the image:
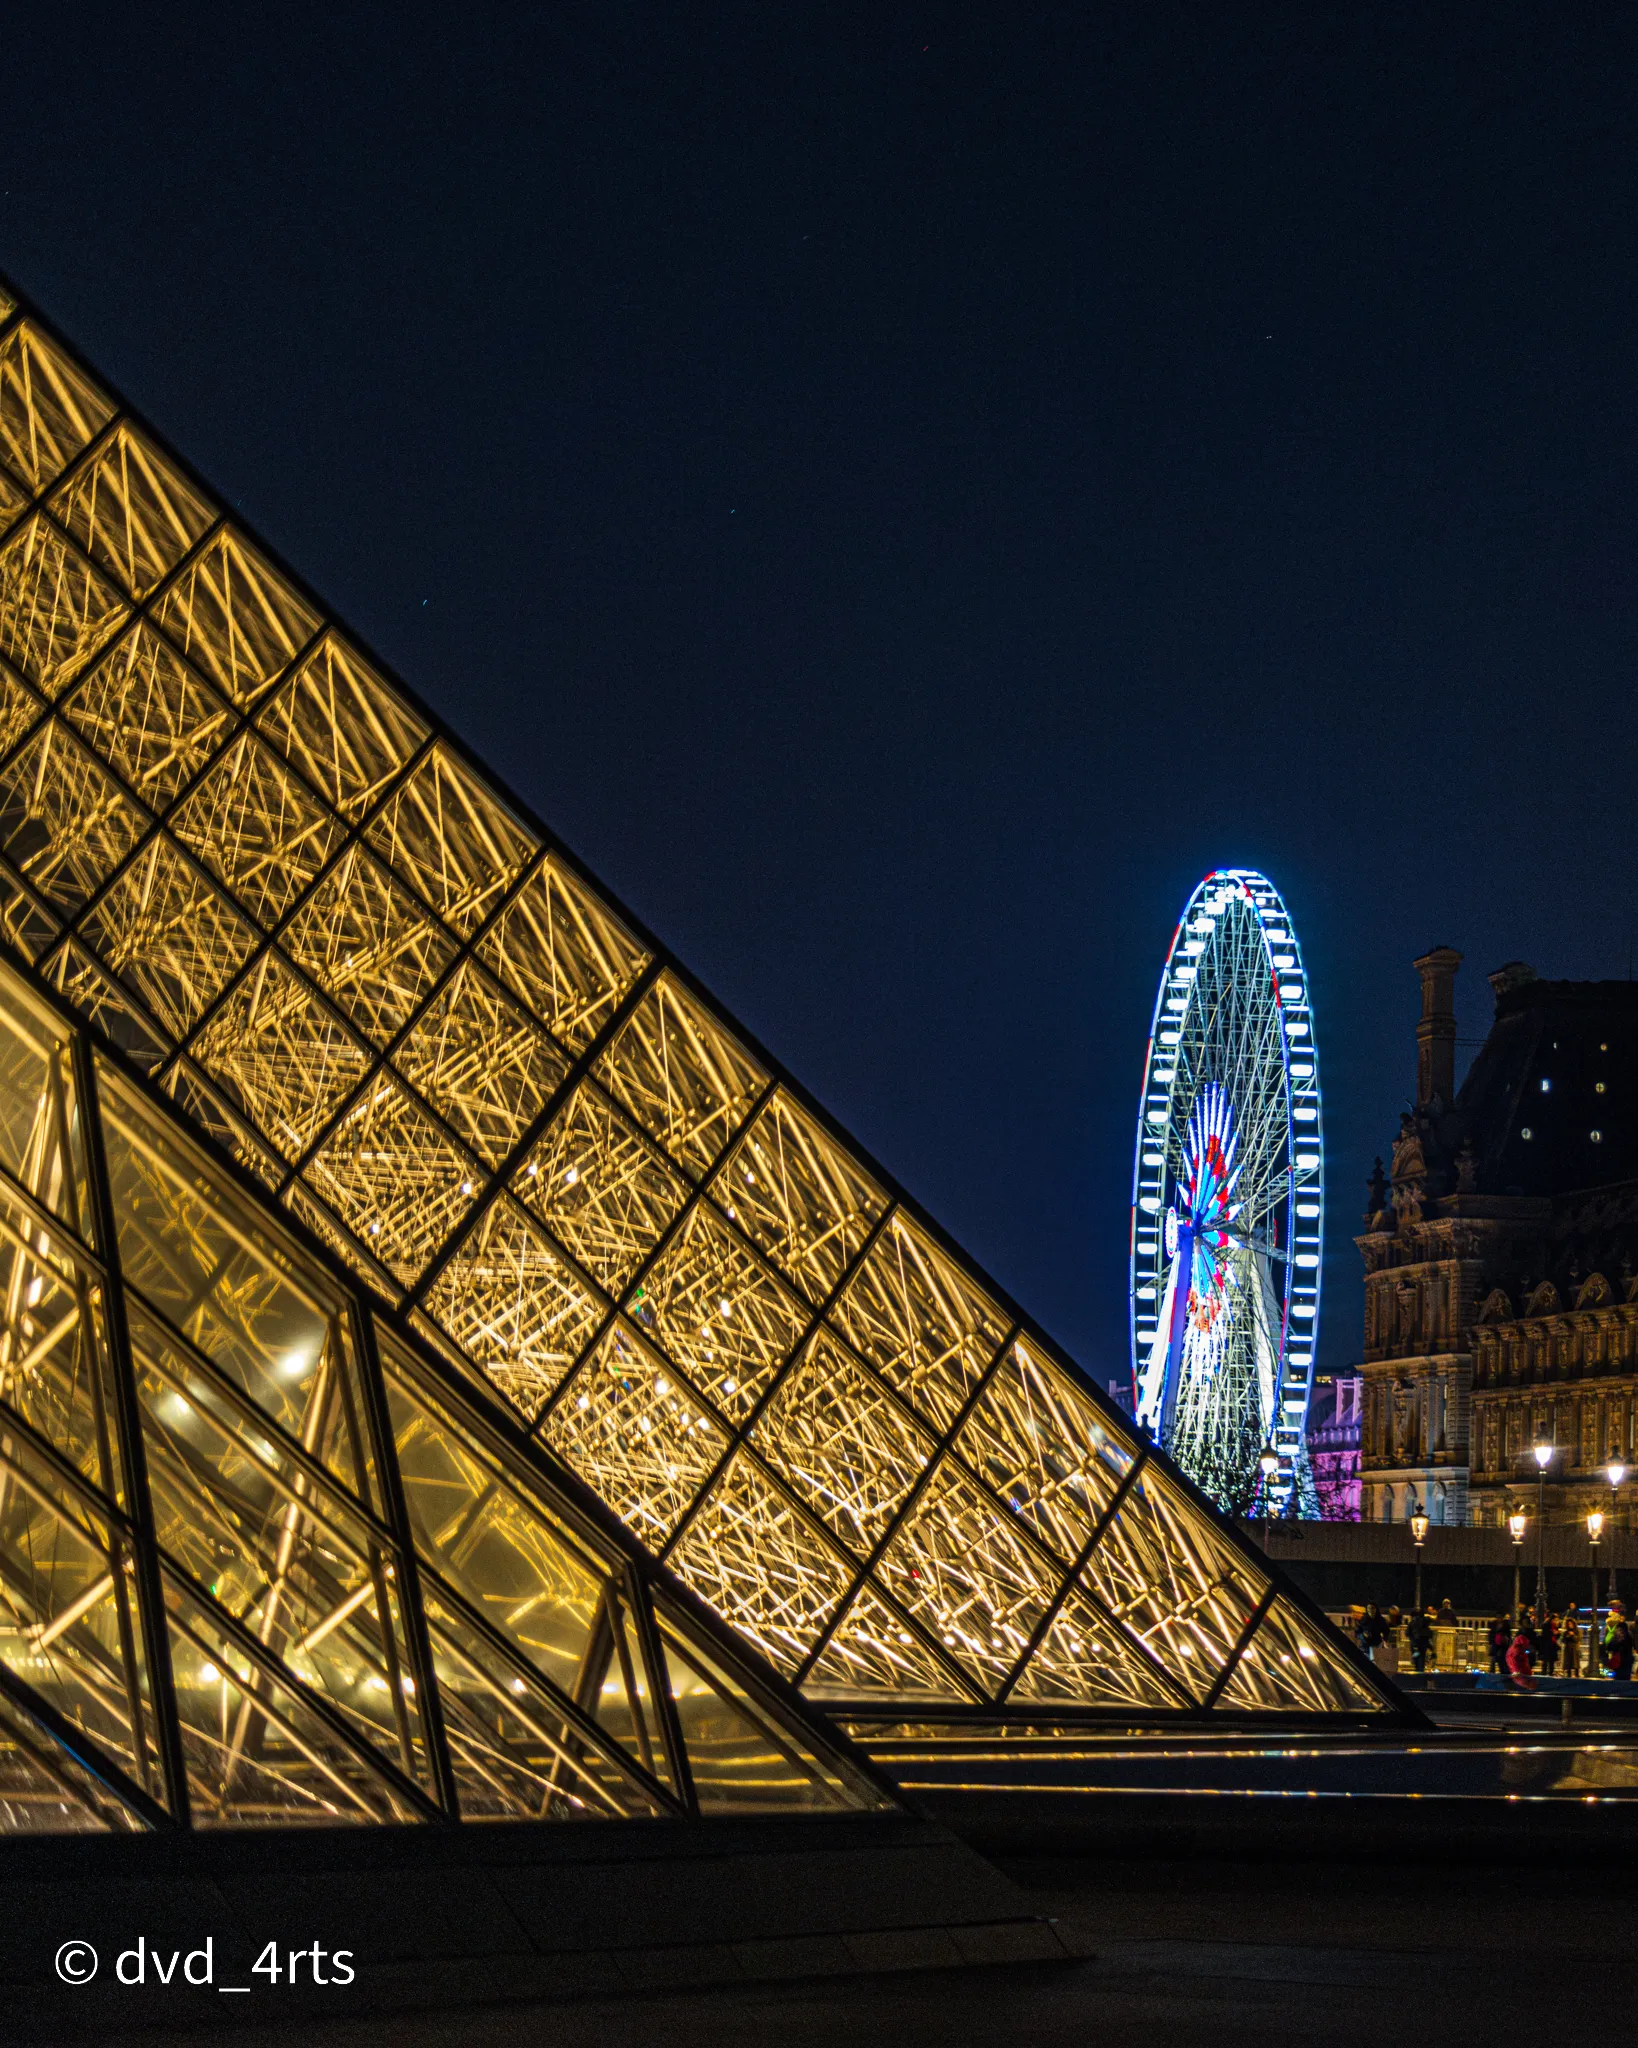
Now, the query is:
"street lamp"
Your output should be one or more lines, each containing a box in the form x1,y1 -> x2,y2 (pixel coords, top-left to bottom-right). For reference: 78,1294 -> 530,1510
1533,1438 -> 1553,1619
1589,1509 -> 1606,1673
1509,1509 -> 1528,1626
1609,1450 -> 1626,1611
1259,1443 -> 1279,1521
1410,1505 -> 1429,1614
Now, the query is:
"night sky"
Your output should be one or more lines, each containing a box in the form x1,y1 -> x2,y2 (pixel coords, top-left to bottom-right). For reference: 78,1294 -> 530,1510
4,7 -> 1635,1393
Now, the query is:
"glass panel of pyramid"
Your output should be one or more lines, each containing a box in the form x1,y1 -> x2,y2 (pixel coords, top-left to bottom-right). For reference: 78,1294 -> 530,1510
0,275 -> 1399,1725
0,1678 -> 152,1832
0,935 -> 890,1832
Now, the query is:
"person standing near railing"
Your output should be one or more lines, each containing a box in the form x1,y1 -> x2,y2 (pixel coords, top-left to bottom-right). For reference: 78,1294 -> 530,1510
1561,1605 -> 1582,1678
1603,1600 -> 1634,1680
1506,1620 -> 1537,1690
1433,1598 -> 1458,1673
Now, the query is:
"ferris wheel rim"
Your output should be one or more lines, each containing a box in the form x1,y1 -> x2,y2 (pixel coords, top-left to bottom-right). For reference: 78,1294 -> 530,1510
1127,867 -> 1324,1510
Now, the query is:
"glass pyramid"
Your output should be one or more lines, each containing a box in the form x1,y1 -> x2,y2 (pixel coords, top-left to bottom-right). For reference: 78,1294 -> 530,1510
0,941 -> 888,1828
0,273 -> 1399,1747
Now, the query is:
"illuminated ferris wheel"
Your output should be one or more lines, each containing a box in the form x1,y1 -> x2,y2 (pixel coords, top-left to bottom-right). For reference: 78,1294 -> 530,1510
1129,869 -> 1323,1514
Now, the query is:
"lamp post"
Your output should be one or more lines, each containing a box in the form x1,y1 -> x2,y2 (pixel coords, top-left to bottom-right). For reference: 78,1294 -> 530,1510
1533,1438 -> 1553,1620
1588,1509 -> 1605,1674
1509,1510 -> 1528,1626
1410,1506 -> 1429,1615
1259,1443 -> 1278,1521
1609,1451 -> 1626,1612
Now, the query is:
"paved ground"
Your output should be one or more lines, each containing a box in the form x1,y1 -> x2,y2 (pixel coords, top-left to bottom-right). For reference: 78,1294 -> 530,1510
51,1850 -> 1621,2048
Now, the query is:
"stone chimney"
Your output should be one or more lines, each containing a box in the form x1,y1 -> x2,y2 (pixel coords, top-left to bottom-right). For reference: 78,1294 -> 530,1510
1414,946 -> 1462,1107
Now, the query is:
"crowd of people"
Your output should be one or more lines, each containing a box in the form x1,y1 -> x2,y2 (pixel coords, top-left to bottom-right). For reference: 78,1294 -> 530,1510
1350,1596 -> 1637,1687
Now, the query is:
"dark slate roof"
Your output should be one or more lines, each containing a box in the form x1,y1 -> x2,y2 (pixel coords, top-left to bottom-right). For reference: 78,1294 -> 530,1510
1455,977 -> 1638,1198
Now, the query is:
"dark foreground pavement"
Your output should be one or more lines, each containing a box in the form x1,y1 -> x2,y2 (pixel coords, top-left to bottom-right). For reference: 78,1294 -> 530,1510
32,1850 -> 1620,2048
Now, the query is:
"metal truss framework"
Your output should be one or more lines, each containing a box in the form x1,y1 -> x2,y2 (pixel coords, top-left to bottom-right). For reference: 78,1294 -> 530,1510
0,948 -> 889,1831
0,275 -> 1395,1735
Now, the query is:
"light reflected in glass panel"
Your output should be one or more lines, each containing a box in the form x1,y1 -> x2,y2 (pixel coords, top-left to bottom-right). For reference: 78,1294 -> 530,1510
420,1194 -> 603,1424
655,1609 -> 876,1815
0,719 -> 145,914
0,323 -> 114,494
723,1092 -> 885,1303
0,1430 -> 158,1802
166,1580 -> 420,1827
1006,1579 -> 1186,1712
130,1302 -> 428,1788
384,1351 -> 608,1701
952,1339 -> 1135,1565
151,529 -> 318,710
597,975 -> 765,1176
379,1332 -> 677,1811
170,732 -> 342,926
256,636 -> 427,822
752,1331 -> 933,1559
396,959 -> 567,1169
0,1177 -> 123,1504
418,1587 -> 665,1820
1218,1595 -> 1385,1713
876,1459 -> 1062,1697
97,1059 -> 378,1511
43,939 -> 170,1074
61,624 -> 233,813
0,1685 -> 148,1832
79,834 -> 257,1039
831,1212 -> 1008,1432
542,1319 -> 727,1548
1077,1468 -> 1267,1704
363,743 -> 533,937
0,517 -> 129,697
803,1581 -> 971,1705
479,857 -> 648,1053
0,962 -> 89,1236
48,423 -> 214,601
190,949 -> 373,1164
667,1451 -> 854,1676
513,1082 -> 687,1295
0,653 -> 44,758
303,1072 -> 479,1287
282,844 -> 455,1047
627,1198 -> 807,1424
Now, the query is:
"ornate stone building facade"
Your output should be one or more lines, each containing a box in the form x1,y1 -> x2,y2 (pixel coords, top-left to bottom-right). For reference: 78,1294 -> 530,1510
1356,953 -> 1638,1526
1469,1186 -> 1638,1527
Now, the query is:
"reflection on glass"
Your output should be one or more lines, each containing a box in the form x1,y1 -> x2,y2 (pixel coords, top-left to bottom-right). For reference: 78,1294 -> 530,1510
97,1060 -> 378,1511
0,1684 -> 145,1832
0,1427 -> 157,1801
380,1329 -> 677,1815
656,1611 -> 877,1815
165,1580 -> 418,1828
131,1304 -> 428,1790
